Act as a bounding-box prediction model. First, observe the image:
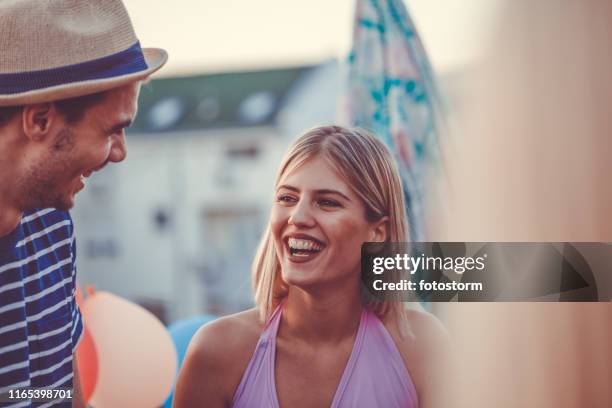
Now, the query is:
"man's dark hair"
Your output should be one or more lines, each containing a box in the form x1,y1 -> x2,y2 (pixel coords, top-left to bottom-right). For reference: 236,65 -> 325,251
0,91 -> 108,129
0,106 -> 22,129
53,91 -> 107,124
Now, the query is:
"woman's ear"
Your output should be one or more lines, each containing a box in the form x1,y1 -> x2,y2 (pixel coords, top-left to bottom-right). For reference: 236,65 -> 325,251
21,103 -> 55,141
369,216 -> 389,242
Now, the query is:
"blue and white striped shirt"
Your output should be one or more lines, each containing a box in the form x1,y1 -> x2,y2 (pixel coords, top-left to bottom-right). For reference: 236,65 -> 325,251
0,209 -> 83,407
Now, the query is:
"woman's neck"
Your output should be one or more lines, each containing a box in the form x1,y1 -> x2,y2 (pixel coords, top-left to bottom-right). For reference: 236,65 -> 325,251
280,282 -> 363,345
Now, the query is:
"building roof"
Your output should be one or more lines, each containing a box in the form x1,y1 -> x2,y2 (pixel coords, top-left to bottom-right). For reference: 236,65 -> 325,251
130,66 -> 312,134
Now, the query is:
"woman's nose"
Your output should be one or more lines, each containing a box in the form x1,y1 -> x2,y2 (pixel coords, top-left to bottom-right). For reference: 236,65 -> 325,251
288,199 -> 315,227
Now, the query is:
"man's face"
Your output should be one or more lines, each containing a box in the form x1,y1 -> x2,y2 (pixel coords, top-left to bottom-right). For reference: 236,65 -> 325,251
19,83 -> 141,210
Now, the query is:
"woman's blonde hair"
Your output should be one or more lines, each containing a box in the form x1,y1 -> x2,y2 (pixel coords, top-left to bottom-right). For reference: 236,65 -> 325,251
252,125 -> 411,325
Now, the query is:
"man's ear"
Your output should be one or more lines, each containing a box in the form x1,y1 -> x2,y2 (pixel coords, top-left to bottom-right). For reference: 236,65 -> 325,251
369,216 -> 389,242
21,103 -> 55,141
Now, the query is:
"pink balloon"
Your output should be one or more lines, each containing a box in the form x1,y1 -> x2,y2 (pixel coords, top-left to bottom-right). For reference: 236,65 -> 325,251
82,292 -> 178,408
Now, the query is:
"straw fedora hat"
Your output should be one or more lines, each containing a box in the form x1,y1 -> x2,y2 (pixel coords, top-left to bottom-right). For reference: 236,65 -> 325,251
0,0 -> 168,107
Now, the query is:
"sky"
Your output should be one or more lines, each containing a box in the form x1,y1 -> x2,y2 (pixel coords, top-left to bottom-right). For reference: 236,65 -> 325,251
124,0 -> 502,77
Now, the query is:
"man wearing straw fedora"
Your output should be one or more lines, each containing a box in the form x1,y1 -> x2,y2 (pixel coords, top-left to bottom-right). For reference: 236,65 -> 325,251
0,1 -> 167,406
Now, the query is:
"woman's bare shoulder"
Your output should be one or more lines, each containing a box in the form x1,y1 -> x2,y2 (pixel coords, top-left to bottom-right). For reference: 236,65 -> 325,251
383,307 -> 448,347
405,308 -> 449,346
383,307 -> 452,408
188,308 -> 263,370
173,308 -> 264,407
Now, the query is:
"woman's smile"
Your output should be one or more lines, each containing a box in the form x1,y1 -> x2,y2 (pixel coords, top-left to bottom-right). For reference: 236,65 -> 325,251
285,234 -> 326,263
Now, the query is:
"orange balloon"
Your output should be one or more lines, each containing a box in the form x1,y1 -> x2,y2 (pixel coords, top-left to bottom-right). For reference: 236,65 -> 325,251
75,286 -> 99,403
83,291 -> 178,408
76,325 -> 99,401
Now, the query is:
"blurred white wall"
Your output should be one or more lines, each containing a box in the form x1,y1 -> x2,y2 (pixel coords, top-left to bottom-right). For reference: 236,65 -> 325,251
73,127 -> 285,320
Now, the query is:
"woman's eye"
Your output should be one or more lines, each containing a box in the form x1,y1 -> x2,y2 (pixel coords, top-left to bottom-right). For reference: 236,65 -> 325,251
318,199 -> 340,207
277,194 -> 296,203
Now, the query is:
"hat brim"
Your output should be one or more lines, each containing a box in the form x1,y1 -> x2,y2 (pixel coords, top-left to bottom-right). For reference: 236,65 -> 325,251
0,48 -> 168,107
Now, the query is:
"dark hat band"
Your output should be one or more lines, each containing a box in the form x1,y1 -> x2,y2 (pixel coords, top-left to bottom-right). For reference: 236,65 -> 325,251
0,42 -> 148,95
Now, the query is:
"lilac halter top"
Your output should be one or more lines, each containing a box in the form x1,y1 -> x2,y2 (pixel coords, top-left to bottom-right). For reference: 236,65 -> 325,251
231,305 -> 419,407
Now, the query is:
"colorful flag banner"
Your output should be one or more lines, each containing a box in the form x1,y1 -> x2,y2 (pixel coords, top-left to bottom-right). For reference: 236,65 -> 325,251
346,0 -> 446,241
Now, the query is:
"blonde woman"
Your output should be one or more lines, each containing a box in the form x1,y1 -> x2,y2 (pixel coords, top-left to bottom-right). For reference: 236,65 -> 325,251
174,126 -> 449,408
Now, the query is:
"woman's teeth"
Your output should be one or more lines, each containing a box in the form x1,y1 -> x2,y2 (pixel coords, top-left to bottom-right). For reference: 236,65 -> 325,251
288,238 -> 324,256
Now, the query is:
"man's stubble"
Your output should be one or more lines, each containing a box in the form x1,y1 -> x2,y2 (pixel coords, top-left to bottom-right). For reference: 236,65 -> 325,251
18,127 -> 78,211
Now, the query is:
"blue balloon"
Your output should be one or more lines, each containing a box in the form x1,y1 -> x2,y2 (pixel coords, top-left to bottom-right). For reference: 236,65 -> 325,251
163,315 -> 217,408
